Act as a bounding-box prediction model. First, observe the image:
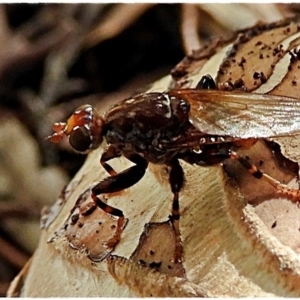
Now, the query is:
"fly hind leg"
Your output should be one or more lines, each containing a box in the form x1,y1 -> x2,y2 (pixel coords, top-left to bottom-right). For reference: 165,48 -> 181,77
92,153 -> 148,250
229,151 -> 300,202
191,146 -> 300,202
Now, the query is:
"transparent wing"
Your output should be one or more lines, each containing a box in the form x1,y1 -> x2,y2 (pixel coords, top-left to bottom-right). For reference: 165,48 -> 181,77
169,89 -> 300,139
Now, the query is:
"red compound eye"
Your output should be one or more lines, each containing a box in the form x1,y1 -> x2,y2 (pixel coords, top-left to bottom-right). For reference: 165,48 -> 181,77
69,126 -> 92,152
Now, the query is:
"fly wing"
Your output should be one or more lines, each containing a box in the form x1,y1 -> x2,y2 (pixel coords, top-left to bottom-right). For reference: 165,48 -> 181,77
169,89 -> 300,139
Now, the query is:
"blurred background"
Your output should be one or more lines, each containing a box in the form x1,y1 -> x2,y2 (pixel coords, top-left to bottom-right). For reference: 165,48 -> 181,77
0,3 -> 298,296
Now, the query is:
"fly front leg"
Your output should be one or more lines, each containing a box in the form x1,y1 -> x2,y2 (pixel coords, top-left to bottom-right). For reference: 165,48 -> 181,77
81,145 -> 123,216
100,144 -> 122,176
92,153 -> 148,250
169,159 -> 185,263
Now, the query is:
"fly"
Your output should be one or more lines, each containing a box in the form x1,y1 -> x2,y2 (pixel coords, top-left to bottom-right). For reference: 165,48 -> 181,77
48,75 -> 300,262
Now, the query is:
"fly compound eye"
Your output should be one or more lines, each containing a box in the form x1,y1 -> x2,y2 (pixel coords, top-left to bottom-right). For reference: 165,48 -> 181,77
69,126 -> 92,152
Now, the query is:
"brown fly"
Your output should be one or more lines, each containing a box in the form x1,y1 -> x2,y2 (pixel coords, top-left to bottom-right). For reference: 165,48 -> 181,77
49,75 -> 300,262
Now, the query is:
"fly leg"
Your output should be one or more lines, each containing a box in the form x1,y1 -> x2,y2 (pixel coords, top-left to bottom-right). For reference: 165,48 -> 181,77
190,147 -> 300,202
91,153 -> 148,249
100,144 -> 122,176
169,159 -> 185,262
80,145 -> 123,216
229,151 -> 300,202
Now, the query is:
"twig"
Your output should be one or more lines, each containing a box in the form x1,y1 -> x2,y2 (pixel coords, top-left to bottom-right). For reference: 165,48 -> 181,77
0,201 -> 40,220
40,4 -> 102,107
243,4 -> 284,23
0,235 -> 30,269
198,3 -> 265,31
0,5 -> 11,44
0,281 -> 10,297
181,4 -> 202,54
84,3 -> 155,48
